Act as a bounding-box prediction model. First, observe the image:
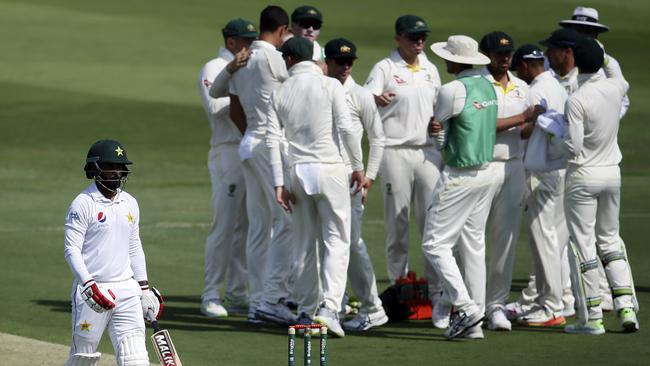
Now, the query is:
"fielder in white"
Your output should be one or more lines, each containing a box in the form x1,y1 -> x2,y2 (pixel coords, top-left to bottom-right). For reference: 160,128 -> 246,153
477,31 -> 530,331
225,6 -> 296,324
364,14 -> 442,298
290,5 -> 325,62
562,38 -> 638,335
266,37 -> 365,338
324,37 -> 388,331
63,140 -> 162,366
198,18 -> 257,318
509,44 -> 569,327
424,35 -> 498,340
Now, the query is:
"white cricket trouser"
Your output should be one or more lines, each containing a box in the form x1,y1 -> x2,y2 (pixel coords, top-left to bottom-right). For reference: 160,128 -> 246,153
380,146 -> 442,292
523,169 -> 565,313
565,165 -> 636,320
241,139 -> 293,309
484,158 -> 526,315
292,163 -> 351,316
347,184 -> 383,313
202,144 -> 248,303
423,163 -> 498,314
68,279 -> 146,357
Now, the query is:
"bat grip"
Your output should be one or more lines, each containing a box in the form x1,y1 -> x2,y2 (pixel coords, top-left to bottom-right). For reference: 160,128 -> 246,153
146,309 -> 162,332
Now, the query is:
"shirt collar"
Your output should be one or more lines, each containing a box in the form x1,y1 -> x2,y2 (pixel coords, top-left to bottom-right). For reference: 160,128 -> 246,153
577,72 -> 603,86
87,182 -> 125,204
343,75 -> 356,91
530,70 -> 552,86
390,49 -> 428,72
481,67 -> 517,93
288,60 -> 321,76
252,40 -> 278,51
217,47 -> 235,62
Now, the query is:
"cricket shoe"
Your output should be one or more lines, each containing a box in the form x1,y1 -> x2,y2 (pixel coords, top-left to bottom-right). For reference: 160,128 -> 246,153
517,306 -> 566,327
247,309 -> 265,324
201,299 -> 228,318
487,309 -> 511,331
463,324 -> 484,339
342,308 -> 388,331
564,319 -> 605,335
431,299 -> 451,329
505,300 -> 533,321
255,299 -> 298,325
619,308 -> 639,333
445,308 -> 484,340
314,306 -> 345,338
223,297 -> 248,315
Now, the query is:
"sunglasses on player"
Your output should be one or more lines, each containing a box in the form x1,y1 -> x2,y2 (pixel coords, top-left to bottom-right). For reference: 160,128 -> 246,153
334,58 -> 355,67
297,19 -> 322,30
404,32 -> 427,43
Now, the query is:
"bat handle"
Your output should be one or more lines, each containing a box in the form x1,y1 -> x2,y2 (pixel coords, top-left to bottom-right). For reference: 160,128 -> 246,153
146,309 -> 162,332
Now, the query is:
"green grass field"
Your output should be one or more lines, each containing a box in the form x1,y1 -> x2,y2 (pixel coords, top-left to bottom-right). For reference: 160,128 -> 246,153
1,0 -> 649,365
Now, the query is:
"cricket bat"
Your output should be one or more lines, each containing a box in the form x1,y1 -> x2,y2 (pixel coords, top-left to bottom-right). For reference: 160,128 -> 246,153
147,310 -> 183,366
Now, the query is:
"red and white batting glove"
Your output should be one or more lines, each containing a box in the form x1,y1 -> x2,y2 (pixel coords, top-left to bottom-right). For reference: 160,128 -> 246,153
141,285 -> 164,321
81,279 -> 116,313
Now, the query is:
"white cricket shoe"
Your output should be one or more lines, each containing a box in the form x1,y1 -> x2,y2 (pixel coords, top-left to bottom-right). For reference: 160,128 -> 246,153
256,299 -> 298,325
619,308 -> 639,333
505,300 -> 532,321
565,319 -> 605,335
431,299 -> 451,329
445,309 -> 484,340
314,306 -> 345,338
201,299 -> 228,318
463,324 -> 484,339
487,309 -> 511,331
517,306 -> 566,327
247,307 -> 264,324
342,308 -> 388,331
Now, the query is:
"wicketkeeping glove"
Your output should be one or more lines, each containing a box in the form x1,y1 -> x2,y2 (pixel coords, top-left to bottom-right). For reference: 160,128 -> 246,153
141,286 -> 164,321
81,280 -> 116,313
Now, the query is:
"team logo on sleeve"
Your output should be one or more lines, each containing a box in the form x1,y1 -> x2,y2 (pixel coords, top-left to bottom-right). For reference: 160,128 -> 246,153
97,212 -> 107,223
127,212 -> 134,224
68,211 -> 80,221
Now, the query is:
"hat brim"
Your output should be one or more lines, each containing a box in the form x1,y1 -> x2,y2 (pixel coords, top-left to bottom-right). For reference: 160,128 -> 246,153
430,42 -> 490,65
559,20 -> 609,33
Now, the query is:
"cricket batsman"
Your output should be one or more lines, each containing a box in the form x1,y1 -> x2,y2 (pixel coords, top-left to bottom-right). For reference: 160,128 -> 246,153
63,140 -> 162,366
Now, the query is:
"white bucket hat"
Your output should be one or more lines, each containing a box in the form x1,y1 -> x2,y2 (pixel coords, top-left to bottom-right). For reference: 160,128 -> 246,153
430,35 -> 490,65
559,7 -> 609,33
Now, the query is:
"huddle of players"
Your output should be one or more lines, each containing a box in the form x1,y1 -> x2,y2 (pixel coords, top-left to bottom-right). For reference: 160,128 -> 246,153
197,5 -> 638,340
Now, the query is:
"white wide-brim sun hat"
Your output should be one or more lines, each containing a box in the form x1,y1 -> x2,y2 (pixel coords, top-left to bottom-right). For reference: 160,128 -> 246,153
559,6 -> 609,33
430,35 -> 491,66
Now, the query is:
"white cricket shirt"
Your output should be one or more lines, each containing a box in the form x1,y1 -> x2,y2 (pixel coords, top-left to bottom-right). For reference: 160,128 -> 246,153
553,67 -> 579,95
266,61 -> 363,187
480,68 -> 529,161
340,76 -> 386,180
564,73 -> 629,167
198,47 -> 242,147
529,70 -> 568,113
229,40 -> 289,138
64,184 -> 147,284
364,49 -> 441,147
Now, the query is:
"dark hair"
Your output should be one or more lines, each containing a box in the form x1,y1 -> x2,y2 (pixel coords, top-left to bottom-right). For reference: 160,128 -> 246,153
260,6 -> 289,33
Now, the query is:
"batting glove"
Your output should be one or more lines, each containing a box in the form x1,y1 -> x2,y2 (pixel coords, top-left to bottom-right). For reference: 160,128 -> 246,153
81,280 -> 116,313
141,286 -> 164,321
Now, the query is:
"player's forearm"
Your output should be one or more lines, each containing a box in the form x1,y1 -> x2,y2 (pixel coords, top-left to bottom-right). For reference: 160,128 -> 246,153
129,244 -> 148,282
496,113 -> 526,132
365,144 -> 384,180
208,68 -> 232,99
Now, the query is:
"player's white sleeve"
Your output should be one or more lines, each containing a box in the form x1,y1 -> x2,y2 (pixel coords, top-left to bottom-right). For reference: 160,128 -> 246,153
207,68 -> 233,101
563,96 -> 585,157
128,199 -> 147,282
266,92 -> 285,187
64,198 -> 93,284
358,90 -> 385,180
332,81 -> 363,171
602,54 -> 630,119
199,64 -> 229,117
433,81 -> 465,149
364,61 -> 388,97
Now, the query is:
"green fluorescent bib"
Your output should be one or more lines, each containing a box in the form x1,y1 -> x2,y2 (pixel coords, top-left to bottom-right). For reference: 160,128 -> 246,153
443,76 -> 497,168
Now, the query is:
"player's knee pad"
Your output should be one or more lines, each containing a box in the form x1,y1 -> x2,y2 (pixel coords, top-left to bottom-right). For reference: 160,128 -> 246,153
601,250 -> 626,266
117,331 -> 149,366
64,352 -> 101,366
579,258 -> 599,274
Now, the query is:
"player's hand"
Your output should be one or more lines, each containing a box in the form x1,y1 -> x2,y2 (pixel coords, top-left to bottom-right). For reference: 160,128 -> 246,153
374,92 -> 396,107
141,286 -> 164,321
523,104 -> 546,123
276,186 -> 295,213
350,170 -> 365,195
226,47 -> 251,74
361,177 -> 374,205
429,117 -> 442,137
81,280 -> 116,313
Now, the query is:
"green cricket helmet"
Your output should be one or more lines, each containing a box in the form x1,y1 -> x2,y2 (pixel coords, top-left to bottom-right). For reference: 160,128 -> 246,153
84,139 -> 132,180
